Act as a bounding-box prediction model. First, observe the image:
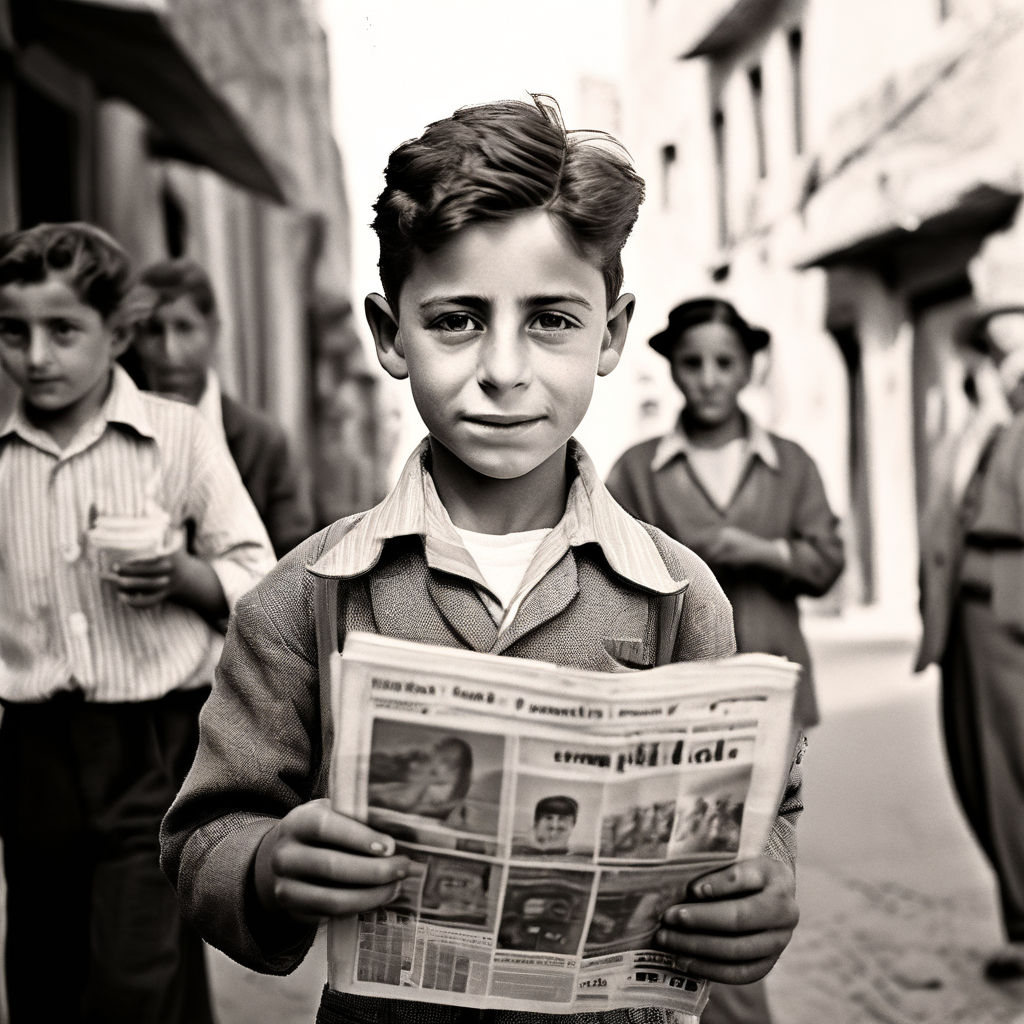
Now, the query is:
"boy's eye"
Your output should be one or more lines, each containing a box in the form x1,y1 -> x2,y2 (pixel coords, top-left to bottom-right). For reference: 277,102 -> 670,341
531,311 -> 577,331
50,319 -> 79,338
0,319 -> 27,346
432,312 -> 480,333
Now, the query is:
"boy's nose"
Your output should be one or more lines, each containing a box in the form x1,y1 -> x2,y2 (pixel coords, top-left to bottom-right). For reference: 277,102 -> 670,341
476,329 -> 531,391
27,328 -> 53,369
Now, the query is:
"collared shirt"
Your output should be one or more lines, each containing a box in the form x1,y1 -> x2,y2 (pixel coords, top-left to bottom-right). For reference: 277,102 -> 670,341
655,415 -> 774,483
195,367 -> 230,450
0,365 -> 276,702
307,437 -> 685,631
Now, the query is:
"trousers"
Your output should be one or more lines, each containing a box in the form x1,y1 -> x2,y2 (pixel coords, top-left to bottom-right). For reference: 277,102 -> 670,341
941,594 -> 1024,940
0,687 -> 215,1023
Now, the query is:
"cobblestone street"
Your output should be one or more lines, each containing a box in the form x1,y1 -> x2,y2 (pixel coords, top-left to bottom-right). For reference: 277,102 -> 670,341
769,626 -> 1024,1024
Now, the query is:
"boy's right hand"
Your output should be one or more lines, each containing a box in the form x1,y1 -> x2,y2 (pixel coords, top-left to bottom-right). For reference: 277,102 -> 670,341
253,798 -> 410,923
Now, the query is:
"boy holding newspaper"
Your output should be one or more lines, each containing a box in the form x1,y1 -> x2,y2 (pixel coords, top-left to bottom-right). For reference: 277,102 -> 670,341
161,95 -> 803,1024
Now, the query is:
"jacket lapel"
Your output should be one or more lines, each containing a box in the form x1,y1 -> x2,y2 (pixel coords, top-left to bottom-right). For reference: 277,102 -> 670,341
426,572 -> 500,652
494,549 -> 579,654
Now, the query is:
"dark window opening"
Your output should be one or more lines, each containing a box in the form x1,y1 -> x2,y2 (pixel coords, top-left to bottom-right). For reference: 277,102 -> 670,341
787,27 -> 804,155
161,184 -> 187,257
748,65 -> 767,179
660,143 -> 676,208
14,79 -> 78,227
830,323 -> 874,605
713,107 -> 728,247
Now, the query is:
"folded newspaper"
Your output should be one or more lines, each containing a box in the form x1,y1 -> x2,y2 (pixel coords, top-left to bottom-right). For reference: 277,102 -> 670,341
329,632 -> 800,1022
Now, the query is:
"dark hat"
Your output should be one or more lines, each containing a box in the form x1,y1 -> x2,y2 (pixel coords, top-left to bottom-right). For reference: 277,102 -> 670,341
648,296 -> 770,359
960,304 -> 1024,357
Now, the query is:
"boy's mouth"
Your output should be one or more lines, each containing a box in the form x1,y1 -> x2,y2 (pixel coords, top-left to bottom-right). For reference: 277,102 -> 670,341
463,414 -> 543,428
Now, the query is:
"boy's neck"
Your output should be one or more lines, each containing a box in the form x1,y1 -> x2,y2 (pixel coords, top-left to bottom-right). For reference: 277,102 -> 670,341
25,367 -> 115,450
428,438 -> 570,535
681,409 -> 747,450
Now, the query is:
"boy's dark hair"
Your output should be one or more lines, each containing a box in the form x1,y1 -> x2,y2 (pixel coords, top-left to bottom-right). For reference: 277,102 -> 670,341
0,222 -> 132,320
139,257 -> 218,319
371,95 -> 645,307
535,795 -> 578,822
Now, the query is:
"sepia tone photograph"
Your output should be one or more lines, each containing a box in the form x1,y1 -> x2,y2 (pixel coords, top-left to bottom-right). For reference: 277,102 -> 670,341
3,1 -> 1024,1022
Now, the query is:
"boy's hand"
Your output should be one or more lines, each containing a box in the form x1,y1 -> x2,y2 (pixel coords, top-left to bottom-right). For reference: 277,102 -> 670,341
104,547 -> 184,608
104,547 -> 228,619
656,856 -> 798,984
254,799 -> 410,924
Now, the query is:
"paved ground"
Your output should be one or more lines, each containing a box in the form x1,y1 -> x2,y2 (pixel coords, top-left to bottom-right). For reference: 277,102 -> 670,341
767,630 -> 1024,1024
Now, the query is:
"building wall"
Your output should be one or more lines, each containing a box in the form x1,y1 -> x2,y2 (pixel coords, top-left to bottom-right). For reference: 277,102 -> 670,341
620,0 -> 1024,625
0,0 -> 382,524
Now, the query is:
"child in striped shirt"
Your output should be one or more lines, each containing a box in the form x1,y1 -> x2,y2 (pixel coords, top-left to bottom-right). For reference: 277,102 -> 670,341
0,221 -> 276,1023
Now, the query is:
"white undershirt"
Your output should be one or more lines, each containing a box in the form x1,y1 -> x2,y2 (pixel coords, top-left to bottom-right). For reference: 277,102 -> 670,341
687,436 -> 747,510
455,526 -> 552,628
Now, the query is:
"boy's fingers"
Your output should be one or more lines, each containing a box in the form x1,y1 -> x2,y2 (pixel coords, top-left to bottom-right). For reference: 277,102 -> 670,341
663,891 -> 799,934
687,859 -> 777,900
114,574 -> 171,592
117,556 -> 174,574
274,843 -> 410,888
668,954 -> 779,986
655,925 -> 793,963
271,877 -> 404,922
119,591 -> 167,608
292,798 -> 400,857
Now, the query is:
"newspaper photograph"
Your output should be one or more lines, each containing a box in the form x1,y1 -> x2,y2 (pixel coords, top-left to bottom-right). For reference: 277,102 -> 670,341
328,631 -> 800,1022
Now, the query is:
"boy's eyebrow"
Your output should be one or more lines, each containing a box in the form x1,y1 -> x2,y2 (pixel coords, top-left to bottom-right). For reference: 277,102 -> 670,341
522,293 -> 594,311
417,293 -> 595,311
418,295 -> 490,312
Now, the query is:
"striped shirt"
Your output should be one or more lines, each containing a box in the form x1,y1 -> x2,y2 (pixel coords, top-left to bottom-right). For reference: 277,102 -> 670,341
0,365 -> 276,702
309,436 -> 685,626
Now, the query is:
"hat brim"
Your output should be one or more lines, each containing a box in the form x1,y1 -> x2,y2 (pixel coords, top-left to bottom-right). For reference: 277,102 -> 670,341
648,324 -> 770,358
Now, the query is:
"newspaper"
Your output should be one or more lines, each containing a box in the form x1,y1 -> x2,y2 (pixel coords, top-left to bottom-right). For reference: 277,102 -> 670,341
328,631 -> 800,1022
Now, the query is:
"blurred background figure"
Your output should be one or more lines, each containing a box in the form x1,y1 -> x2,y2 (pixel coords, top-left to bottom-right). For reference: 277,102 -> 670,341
132,258 -> 315,559
917,304 -> 1024,982
607,297 -> 845,732
606,296 -> 844,1024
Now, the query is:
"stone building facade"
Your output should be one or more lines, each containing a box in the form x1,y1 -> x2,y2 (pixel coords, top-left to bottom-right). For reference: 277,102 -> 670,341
618,0 -> 1024,628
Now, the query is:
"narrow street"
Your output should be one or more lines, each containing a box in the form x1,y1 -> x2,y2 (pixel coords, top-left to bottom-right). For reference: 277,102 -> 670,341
769,625 -> 1024,1024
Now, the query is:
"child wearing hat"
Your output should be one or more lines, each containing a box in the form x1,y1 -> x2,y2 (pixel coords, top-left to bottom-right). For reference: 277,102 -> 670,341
606,296 -> 842,1023
607,296 -> 844,732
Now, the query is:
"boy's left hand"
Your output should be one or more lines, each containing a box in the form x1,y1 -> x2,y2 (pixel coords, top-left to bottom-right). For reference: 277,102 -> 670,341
104,547 -> 187,608
655,856 -> 798,984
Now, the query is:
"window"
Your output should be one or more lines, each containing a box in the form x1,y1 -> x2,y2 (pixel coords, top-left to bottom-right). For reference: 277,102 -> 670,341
787,27 -> 804,155
748,65 -> 767,179
659,143 -> 676,208
712,107 -> 728,246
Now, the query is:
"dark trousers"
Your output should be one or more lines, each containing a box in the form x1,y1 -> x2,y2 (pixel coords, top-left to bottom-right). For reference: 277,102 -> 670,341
0,688 -> 215,1024
942,594 -> 1024,941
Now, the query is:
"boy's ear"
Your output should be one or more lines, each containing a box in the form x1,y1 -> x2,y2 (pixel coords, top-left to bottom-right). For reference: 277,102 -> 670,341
597,293 -> 635,377
109,325 -> 133,361
365,293 -> 407,380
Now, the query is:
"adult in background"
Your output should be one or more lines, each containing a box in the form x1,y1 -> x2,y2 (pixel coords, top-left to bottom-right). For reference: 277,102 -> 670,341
606,296 -> 845,1024
133,258 -> 315,559
918,305 -> 1024,980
